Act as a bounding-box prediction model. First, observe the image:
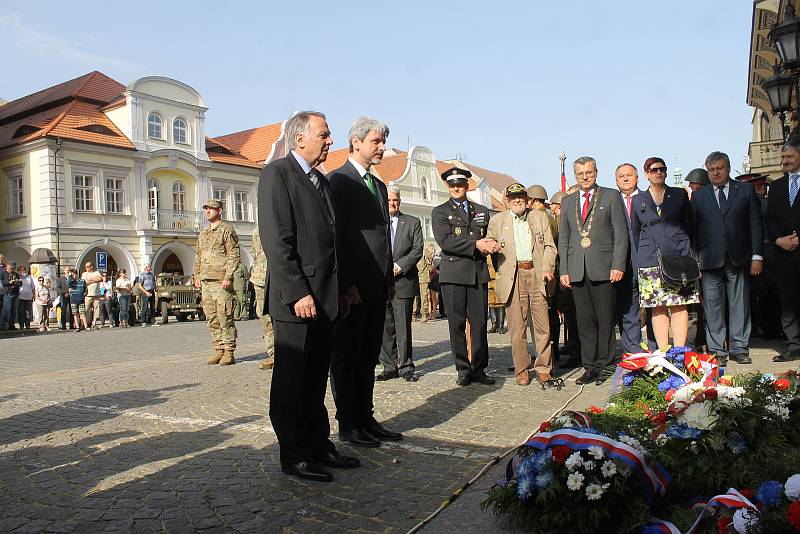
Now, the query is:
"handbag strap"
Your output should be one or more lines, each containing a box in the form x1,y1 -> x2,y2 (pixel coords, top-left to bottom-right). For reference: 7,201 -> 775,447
637,198 -> 665,265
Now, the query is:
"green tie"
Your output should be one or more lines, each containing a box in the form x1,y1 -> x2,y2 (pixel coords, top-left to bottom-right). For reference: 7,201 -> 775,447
365,172 -> 378,199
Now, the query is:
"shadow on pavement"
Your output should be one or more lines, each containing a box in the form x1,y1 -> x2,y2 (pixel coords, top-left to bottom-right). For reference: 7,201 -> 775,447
0,383 -> 200,446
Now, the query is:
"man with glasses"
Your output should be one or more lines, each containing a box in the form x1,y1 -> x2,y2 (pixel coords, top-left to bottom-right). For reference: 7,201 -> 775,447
692,151 -> 763,365
558,157 -> 628,385
81,261 -> 103,330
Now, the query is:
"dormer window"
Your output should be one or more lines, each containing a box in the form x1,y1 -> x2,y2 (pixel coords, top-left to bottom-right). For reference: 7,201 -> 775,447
147,113 -> 163,140
173,117 -> 188,144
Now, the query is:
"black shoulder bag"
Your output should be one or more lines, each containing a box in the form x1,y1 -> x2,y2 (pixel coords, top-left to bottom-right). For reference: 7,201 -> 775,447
639,201 -> 700,287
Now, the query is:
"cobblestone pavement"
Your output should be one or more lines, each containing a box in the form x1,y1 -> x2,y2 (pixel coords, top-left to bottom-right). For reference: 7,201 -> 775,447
0,318 -> 795,533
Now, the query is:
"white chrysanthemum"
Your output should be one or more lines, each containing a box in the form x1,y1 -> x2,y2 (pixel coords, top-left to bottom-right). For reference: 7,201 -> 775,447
655,433 -> 669,446
585,483 -> 604,501
582,460 -> 595,471
785,474 -> 800,502
766,402 -> 790,421
601,461 -> 617,478
618,434 -> 648,455
555,415 -> 576,427
587,446 -> 604,459
732,507 -> 758,534
566,472 -> 585,491
565,452 -> 583,471
678,401 -> 718,430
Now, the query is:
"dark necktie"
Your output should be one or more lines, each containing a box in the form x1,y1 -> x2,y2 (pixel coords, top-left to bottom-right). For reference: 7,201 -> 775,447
461,201 -> 469,215
309,170 -> 325,200
790,174 -> 798,207
717,186 -> 727,211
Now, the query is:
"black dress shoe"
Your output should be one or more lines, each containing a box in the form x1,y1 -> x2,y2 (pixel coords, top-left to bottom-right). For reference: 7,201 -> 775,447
281,461 -> 333,482
716,354 -> 728,367
456,374 -> 471,386
575,369 -> 598,385
773,349 -> 800,362
472,371 -> 496,385
402,371 -> 418,382
730,353 -> 752,364
375,370 -> 399,381
315,450 -> 360,469
363,420 -> 402,441
339,427 -> 381,448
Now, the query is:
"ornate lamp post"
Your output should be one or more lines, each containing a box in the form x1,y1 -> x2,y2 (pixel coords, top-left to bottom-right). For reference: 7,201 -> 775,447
762,65 -> 795,139
765,2 -> 800,140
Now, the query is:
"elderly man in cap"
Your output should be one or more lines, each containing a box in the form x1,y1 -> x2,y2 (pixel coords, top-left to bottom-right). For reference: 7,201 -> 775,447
193,198 -> 240,366
487,183 -> 557,385
432,167 -> 497,386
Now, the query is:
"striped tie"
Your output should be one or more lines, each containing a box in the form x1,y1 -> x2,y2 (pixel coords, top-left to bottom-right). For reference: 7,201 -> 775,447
791,174 -> 798,207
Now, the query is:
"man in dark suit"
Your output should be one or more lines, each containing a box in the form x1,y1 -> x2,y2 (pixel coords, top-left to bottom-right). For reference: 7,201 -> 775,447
558,156 -> 628,385
378,187 -> 424,382
258,111 -> 359,483
432,167 -> 498,386
767,142 -> 800,362
328,117 -> 401,449
614,163 -> 644,355
692,151 -> 763,365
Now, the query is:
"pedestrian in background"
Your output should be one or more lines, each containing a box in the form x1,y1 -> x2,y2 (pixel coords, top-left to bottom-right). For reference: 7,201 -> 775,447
54,266 -> 72,330
116,270 -> 132,328
136,265 -> 156,327
250,226 -> 275,370
34,276 -> 52,331
17,264 -> 34,329
68,269 -> 88,332
82,261 -> 103,329
0,263 -> 21,330
98,273 -> 115,328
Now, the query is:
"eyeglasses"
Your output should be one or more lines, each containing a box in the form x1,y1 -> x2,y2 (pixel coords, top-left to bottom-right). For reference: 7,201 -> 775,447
647,167 -> 667,174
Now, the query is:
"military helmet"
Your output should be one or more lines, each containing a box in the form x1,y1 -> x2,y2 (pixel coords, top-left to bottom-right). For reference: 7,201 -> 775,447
526,185 -> 548,200
685,168 -> 709,185
550,191 -> 567,205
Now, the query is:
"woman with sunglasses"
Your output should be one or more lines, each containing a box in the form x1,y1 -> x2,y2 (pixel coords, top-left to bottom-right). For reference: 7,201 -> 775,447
631,157 -> 699,350
34,276 -> 53,331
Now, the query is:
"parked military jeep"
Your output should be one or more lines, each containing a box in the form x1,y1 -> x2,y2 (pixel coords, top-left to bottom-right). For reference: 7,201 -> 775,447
155,273 -> 205,324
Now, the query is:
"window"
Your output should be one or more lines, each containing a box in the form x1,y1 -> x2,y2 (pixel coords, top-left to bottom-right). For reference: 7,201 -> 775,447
424,217 -> 433,238
421,176 -> 429,201
147,113 -> 163,139
234,191 -> 251,222
173,118 -> 188,144
74,174 -> 95,211
8,174 -> 24,216
172,181 -> 186,212
147,179 -> 160,222
105,177 -> 124,213
212,188 -> 227,216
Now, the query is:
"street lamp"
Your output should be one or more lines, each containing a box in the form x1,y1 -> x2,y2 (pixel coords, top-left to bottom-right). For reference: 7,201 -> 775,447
762,65 -> 795,139
769,2 -> 800,68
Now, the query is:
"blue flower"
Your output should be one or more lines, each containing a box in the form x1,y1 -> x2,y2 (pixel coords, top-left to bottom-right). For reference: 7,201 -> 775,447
531,450 -> 552,471
658,375 -> 686,392
534,469 -> 553,490
725,432 -> 748,455
516,473 -> 536,499
665,423 -> 702,439
495,479 -> 509,488
759,373 -> 776,384
756,480 -> 784,508
623,373 -> 638,387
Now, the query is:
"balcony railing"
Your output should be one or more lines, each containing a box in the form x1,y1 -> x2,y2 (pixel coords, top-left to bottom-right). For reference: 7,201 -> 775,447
150,209 -> 206,233
748,139 -> 784,170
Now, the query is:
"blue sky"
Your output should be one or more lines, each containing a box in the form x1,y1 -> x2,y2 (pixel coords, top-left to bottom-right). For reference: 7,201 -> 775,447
0,1 -> 753,196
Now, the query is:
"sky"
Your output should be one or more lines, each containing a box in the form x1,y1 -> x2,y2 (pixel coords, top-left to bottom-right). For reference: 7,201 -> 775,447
0,1 -> 755,196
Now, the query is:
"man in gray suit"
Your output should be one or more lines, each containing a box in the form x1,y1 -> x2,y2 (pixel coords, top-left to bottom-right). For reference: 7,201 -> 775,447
378,187 -> 424,382
558,156 -> 628,385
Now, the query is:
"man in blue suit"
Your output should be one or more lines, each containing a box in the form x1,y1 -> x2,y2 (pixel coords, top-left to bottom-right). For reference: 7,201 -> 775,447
692,151 -> 763,365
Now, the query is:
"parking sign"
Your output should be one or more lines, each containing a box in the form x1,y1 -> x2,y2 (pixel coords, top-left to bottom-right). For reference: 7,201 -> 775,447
96,251 -> 107,270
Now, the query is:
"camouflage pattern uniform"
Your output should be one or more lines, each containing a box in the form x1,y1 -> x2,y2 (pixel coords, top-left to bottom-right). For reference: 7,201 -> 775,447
250,227 -> 275,368
232,263 -> 249,320
194,208 -> 240,365
417,243 -> 435,321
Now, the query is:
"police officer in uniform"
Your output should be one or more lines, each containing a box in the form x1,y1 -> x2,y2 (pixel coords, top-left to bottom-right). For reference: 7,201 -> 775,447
432,167 -> 498,386
193,199 -> 241,366
250,226 -> 275,369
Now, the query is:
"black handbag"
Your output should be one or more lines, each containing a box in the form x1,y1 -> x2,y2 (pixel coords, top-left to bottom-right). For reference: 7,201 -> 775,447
639,201 -> 700,287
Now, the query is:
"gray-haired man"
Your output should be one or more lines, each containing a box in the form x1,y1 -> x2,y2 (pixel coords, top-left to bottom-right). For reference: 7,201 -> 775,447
329,116 -> 402,448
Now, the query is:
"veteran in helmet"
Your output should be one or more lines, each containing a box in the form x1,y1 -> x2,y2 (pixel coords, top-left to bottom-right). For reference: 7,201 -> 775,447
193,199 -> 240,366
487,183 -> 557,385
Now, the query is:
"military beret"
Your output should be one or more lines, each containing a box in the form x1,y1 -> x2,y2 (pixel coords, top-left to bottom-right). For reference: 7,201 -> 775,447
526,184 -> 548,200
203,199 -> 223,209
441,167 -> 472,184
505,183 -> 528,196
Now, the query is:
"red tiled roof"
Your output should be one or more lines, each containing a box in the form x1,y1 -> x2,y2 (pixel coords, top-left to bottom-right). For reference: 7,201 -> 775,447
452,161 -> 518,192
212,122 -> 283,163
0,71 -> 125,123
319,149 -> 410,184
319,148 -> 349,174
205,137 -> 262,169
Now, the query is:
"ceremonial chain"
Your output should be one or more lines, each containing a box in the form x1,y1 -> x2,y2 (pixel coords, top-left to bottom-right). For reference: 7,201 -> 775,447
575,188 -> 600,248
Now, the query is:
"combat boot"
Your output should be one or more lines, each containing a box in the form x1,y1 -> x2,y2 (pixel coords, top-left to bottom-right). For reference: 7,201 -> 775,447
258,357 -> 274,370
207,349 -> 224,365
219,350 -> 236,366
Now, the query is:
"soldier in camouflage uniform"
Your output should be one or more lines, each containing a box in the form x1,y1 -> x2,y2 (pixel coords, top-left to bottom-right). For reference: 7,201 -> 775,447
232,263 -> 249,320
193,199 -> 240,366
250,226 -> 275,370
417,243 -> 435,322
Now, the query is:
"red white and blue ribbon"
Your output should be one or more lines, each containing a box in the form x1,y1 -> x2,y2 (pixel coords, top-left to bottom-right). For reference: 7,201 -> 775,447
685,488 -> 757,534
525,428 -> 671,503
643,516 -> 681,534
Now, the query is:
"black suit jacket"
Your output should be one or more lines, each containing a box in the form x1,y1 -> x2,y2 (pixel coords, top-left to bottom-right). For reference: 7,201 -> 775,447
390,213 -> 423,299
258,154 -> 340,323
328,160 -> 393,300
766,174 -> 800,266
692,180 -> 763,270
431,198 -> 491,285
631,186 -> 693,269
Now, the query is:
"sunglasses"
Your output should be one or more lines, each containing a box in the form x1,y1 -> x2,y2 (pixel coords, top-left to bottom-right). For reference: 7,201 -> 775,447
647,167 -> 667,174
